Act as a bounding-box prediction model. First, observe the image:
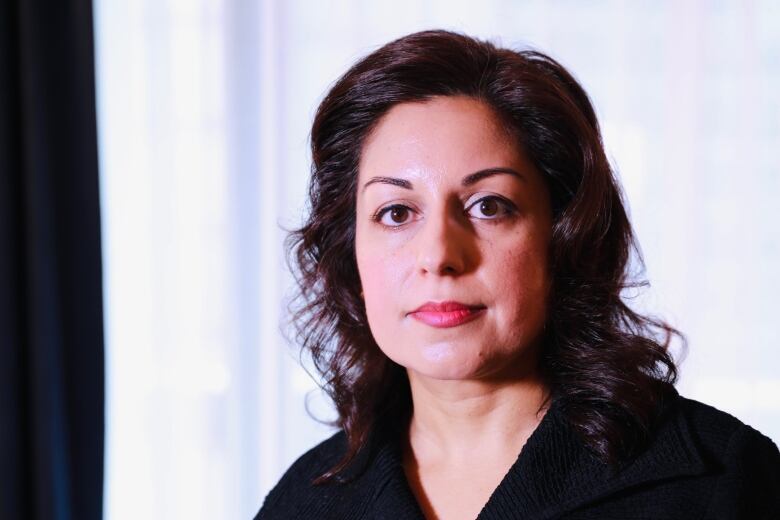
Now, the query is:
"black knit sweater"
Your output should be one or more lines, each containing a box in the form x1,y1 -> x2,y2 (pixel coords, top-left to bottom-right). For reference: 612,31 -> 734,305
256,391 -> 780,519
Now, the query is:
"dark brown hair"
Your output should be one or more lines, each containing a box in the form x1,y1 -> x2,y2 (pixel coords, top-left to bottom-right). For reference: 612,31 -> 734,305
285,29 -> 682,484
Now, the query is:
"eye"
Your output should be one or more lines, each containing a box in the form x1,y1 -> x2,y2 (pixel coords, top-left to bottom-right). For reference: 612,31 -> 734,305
466,196 -> 516,220
373,204 -> 415,227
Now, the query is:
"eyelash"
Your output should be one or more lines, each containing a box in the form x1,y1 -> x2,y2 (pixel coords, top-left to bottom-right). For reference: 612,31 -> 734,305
370,195 -> 518,228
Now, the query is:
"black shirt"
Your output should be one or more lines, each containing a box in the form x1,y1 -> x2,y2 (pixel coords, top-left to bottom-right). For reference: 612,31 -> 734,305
257,391 -> 780,519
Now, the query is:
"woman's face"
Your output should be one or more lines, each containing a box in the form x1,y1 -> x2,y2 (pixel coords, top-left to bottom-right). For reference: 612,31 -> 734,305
355,96 -> 552,381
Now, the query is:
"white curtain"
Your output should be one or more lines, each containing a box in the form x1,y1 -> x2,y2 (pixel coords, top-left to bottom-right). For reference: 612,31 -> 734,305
95,1 -> 780,518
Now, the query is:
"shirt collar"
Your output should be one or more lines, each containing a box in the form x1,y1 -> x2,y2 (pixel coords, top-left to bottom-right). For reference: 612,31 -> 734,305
357,389 -> 709,519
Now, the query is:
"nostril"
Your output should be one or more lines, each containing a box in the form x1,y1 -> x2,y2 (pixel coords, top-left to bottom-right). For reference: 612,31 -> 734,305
441,264 -> 458,274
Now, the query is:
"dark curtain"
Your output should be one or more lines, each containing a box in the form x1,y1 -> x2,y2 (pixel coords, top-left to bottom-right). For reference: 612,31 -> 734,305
0,1 -> 105,519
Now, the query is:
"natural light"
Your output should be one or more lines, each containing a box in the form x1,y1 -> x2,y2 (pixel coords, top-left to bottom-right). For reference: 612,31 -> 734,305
94,1 -> 780,518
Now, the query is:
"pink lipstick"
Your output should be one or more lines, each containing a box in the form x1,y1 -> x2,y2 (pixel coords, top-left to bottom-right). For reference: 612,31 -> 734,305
408,301 -> 486,328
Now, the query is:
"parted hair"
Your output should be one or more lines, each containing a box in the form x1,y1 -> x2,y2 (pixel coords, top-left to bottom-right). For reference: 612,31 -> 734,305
285,29 -> 682,484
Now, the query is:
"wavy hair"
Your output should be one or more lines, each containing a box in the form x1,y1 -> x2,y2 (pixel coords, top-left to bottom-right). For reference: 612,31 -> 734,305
285,29 -> 683,484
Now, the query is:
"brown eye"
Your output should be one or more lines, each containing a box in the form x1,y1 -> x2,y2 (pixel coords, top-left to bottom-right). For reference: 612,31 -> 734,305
479,199 -> 498,217
467,196 -> 514,220
390,207 -> 409,223
375,204 -> 414,227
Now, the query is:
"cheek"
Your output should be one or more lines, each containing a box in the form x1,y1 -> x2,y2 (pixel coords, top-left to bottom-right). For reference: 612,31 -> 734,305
357,255 -> 408,365
359,258 -> 390,307
355,224 -> 412,297
356,237 -> 409,329
490,242 -> 550,329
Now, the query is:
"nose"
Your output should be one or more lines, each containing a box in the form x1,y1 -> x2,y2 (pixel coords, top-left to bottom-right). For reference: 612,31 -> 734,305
415,202 -> 470,276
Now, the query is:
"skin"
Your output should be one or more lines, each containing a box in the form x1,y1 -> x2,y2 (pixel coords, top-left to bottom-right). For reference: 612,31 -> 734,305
354,96 -> 554,520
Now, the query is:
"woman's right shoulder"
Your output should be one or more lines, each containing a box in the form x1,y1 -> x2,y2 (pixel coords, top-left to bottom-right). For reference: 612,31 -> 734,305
254,430 -> 348,519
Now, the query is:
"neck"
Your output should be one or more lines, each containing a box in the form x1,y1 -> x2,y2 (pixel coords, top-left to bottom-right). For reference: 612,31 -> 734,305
404,369 -> 550,467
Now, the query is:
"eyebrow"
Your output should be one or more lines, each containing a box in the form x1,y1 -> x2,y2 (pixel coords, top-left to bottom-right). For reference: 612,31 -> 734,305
361,167 -> 526,193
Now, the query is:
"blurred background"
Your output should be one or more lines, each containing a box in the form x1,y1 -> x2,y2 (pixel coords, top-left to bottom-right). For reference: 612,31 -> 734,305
90,1 -> 780,519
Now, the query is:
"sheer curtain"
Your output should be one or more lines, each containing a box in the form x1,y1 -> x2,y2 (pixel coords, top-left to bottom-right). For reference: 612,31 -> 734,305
95,1 -> 780,518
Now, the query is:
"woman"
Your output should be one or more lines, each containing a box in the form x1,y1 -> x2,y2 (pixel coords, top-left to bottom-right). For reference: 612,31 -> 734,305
257,30 -> 779,519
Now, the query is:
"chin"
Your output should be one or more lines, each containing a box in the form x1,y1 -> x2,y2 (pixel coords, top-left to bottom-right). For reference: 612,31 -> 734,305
405,342 -> 489,380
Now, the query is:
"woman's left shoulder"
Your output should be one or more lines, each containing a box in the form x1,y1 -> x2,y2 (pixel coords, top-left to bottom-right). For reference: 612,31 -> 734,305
563,392 -> 779,519
661,392 -> 780,518
673,393 -> 779,464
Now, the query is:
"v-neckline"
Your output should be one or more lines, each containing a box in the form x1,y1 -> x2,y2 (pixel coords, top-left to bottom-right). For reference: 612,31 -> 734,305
375,397 -> 563,520
363,389 -> 707,520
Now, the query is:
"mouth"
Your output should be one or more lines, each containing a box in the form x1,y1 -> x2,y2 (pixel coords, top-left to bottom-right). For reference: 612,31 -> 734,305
407,301 -> 487,329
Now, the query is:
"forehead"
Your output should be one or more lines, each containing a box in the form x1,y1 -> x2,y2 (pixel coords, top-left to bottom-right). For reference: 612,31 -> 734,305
358,96 -> 521,183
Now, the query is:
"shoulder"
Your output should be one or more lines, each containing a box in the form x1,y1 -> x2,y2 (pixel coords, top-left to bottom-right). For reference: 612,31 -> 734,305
565,392 -> 780,519
255,430 -> 349,520
672,394 -> 780,517
674,394 -> 779,462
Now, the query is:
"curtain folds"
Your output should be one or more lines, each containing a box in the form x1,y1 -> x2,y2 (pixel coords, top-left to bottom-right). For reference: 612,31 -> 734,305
0,1 -> 104,519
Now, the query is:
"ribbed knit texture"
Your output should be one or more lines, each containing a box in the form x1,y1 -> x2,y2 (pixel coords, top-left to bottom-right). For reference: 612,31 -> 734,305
257,391 -> 780,519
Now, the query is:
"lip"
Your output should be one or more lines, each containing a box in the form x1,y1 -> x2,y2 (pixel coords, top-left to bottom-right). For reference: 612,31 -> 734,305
408,301 -> 486,328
